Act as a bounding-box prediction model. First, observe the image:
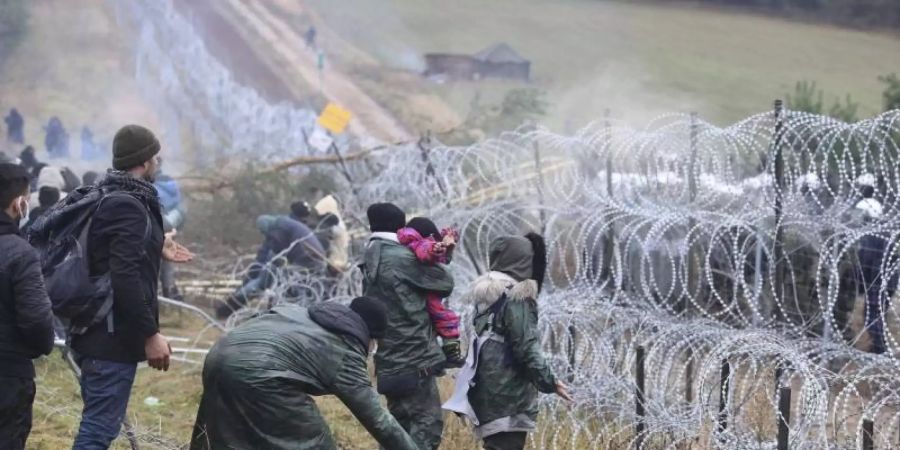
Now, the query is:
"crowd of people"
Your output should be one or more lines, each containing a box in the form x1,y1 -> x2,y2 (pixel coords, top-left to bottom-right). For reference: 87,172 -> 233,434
0,121 -> 571,450
4,108 -> 103,163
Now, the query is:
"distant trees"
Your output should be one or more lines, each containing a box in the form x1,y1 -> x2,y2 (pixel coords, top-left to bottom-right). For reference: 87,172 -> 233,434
880,74 -> 900,112
785,80 -> 859,122
633,0 -> 900,30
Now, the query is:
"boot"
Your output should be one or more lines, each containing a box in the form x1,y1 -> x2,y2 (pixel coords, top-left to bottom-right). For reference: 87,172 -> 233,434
442,339 -> 465,368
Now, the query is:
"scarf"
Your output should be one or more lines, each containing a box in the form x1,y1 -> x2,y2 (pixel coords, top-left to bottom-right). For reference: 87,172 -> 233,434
98,169 -> 161,211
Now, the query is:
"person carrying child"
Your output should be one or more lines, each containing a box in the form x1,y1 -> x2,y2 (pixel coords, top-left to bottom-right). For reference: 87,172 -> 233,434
397,217 -> 464,367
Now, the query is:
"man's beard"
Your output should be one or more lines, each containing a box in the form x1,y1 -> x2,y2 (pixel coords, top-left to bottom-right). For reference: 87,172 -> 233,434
143,172 -> 157,183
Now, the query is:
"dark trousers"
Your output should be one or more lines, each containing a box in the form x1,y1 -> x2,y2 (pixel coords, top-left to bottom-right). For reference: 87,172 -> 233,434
73,358 -> 137,450
0,376 -> 36,450
384,376 -> 443,450
483,432 -> 528,450
864,286 -> 891,353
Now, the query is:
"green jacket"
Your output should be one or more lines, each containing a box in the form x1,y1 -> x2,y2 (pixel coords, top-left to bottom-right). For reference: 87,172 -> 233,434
468,271 -> 557,438
190,303 -> 420,450
363,235 -> 455,377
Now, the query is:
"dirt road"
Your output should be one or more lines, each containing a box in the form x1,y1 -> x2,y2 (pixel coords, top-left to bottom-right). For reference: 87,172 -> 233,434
213,0 -> 414,145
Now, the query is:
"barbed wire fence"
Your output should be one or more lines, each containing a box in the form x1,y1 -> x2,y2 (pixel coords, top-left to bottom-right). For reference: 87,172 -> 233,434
145,106 -> 900,449
55,1 -> 900,448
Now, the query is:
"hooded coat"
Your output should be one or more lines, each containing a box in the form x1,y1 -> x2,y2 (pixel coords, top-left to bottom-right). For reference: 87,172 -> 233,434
362,235 -> 455,377
27,166 -> 67,209
190,303 -> 419,450
314,195 -> 351,271
255,215 -> 326,270
466,236 -> 556,439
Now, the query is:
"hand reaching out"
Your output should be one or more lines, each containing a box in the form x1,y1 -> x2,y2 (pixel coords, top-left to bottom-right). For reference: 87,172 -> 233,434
163,230 -> 195,263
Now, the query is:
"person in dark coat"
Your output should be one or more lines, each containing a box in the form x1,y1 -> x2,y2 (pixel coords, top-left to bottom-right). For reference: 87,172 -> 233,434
0,163 -> 54,450
80,127 -> 101,161
191,298 -> 420,450
81,171 -> 99,187
853,184 -> 897,354
445,233 -> 571,450
362,202 -> 455,450
5,109 -> 24,144
22,186 -> 60,232
43,117 -> 69,159
68,125 -> 186,449
218,214 -> 326,318
18,146 -> 38,172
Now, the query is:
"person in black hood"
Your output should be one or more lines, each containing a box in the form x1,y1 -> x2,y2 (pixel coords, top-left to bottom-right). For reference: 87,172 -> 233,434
5,108 -> 24,144
18,146 -> 38,172
0,163 -> 54,450
190,297 -> 420,450
22,186 -> 60,232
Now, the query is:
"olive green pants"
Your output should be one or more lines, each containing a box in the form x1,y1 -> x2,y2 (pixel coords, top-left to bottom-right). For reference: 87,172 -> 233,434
483,431 -> 528,450
384,376 -> 443,450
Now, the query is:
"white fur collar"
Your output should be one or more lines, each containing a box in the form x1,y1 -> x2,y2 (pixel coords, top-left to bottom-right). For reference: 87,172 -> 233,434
470,271 -> 539,313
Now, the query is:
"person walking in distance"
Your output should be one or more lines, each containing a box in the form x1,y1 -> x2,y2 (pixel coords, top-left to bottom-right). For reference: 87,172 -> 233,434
0,163 -> 55,450
70,125 -> 192,449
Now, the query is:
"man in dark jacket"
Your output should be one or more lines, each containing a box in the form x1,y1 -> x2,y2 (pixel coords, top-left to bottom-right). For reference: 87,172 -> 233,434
362,203 -> 455,450
5,108 -> 24,144
0,163 -> 54,450
71,125 -> 179,450
191,297 -> 420,450
218,214 -> 326,318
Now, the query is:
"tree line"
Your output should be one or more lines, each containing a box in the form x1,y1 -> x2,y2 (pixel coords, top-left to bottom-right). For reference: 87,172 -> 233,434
633,0 -> 900,30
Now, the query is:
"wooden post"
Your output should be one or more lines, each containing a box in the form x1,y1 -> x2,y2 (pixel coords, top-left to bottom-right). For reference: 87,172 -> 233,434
862,419 -> 874,450
605,108 -> 614,199
635,346 -> 647,449
418,132 -> 448,197
772,100 -> 786,322
688,112 -> 699,203
533,141 -> 547,234
776,366 -> 791,450
683,112 -> 700,315
602,109 -> 615,285
567,326 -> 577,383
718,359 -> 731,434
685,353 -> 694,403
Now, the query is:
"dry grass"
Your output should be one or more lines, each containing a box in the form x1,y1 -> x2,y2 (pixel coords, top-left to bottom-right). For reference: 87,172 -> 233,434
28,305 -> 629,449
301,0 -> 900,129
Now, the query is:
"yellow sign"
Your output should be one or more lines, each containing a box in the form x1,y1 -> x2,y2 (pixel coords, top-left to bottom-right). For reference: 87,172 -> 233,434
317,103 -> 352,134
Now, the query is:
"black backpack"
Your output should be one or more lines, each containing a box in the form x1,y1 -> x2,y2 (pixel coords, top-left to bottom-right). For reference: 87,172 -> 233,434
28,185 -> 150,335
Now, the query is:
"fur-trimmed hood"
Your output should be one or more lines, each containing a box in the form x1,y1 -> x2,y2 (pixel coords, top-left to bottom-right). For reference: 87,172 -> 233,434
470,271 -> 540,313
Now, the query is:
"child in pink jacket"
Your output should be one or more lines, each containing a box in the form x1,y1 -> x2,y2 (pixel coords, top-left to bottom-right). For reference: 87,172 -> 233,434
397,217 -> 464,367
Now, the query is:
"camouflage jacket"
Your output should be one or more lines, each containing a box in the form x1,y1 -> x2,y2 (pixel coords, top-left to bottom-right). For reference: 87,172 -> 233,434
363,235 -> 455,377
467,271 -> 557,438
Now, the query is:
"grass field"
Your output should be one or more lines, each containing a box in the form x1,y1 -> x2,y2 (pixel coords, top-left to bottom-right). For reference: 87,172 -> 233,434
303,0 -> 900,129
25,310 -> 497,450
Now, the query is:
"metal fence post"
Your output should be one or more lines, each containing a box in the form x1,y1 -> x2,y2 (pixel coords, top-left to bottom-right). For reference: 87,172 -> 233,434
635,346 -> 647,449
718,359 -> 731,434
776,366 -> 791,450
862,419 -> 874,450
